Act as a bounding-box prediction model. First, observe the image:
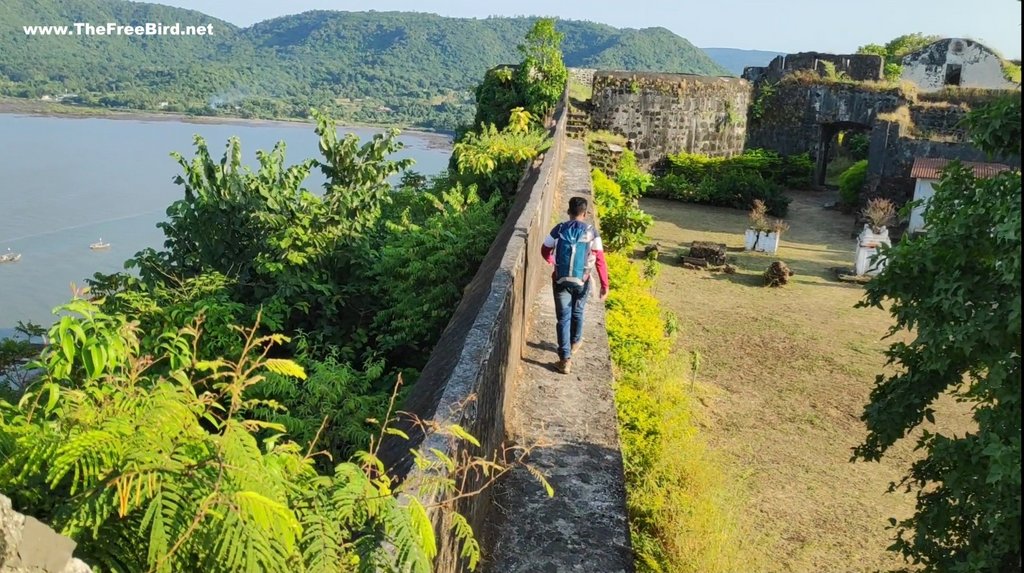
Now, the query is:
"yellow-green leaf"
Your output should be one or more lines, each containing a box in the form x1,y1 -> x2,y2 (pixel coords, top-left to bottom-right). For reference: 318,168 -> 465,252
448,424 -> 480,447
264,358 -> 307,380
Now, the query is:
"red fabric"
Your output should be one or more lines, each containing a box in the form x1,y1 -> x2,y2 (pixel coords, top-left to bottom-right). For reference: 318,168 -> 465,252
542,244 -> 555,264
593,249 -> 610,292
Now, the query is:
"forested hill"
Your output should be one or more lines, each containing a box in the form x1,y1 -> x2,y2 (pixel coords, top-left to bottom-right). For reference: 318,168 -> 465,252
0,1 -> 728,129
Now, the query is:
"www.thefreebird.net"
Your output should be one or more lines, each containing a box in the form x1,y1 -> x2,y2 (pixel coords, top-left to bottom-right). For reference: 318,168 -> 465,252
22,22 -> 215,36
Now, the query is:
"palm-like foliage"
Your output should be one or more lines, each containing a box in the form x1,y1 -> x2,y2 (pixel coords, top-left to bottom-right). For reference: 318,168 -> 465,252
0,299 -> 479,572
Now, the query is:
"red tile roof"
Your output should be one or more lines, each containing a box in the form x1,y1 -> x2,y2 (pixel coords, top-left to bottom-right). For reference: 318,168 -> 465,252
911,158 -> 1013,180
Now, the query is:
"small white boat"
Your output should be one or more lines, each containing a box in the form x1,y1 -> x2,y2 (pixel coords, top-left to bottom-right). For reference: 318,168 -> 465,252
0,248 -> 21,263
89,238 -> 111,250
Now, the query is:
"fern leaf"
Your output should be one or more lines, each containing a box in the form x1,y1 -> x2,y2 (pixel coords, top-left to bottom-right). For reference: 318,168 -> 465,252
450,512 -> 481,571
264,358 -> 308,380
447,424 -> 481,447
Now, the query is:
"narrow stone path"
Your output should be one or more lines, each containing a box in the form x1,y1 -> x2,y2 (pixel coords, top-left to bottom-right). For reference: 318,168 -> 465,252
488,140 -> 633,572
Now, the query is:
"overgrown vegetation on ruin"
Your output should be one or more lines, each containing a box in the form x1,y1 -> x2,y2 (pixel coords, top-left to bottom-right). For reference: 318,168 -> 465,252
857,33 -> 941,81
0,22 -> 563,571
471,18 -> 568,131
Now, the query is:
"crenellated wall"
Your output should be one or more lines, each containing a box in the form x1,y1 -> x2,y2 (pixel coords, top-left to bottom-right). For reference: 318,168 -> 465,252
590,71 -> 751,166
742,52 -> 884,84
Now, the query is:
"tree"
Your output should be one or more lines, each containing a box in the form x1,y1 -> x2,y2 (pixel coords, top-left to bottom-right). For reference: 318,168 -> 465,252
516,18 -> 568,119
854,92 -> 1021,572
858,33 -> 940,81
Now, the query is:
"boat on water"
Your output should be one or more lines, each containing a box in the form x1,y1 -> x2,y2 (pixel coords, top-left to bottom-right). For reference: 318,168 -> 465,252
89,238 -> 111,250
0,248 -> 21,263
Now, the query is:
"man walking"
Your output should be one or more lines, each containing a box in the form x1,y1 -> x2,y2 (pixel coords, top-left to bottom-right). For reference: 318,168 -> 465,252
541,197 -> 609,374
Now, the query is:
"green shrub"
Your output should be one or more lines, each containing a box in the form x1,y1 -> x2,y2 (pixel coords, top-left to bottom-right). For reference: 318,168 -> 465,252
777,152 -> 815,188
0,300 -> 475,573
604,254 -> 749,572
839,159 -> 869,207
652,149 -> 802,216
593,168 -> 653,252
844,132 -> 871,161
617,150 -> 654,200
371,186 -> 502,364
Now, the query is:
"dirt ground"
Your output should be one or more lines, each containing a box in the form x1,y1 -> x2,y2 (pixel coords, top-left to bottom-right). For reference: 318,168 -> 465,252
640,191 -> 973,573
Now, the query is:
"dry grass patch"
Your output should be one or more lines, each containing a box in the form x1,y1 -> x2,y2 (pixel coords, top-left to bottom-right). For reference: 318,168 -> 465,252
638,192 -> 974,572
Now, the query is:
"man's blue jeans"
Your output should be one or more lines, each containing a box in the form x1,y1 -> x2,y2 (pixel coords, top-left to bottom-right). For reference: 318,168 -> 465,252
553,279 -> 590,360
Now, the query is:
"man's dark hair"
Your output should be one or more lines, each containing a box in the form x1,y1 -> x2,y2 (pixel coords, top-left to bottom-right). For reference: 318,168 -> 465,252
568,197 -> 588,217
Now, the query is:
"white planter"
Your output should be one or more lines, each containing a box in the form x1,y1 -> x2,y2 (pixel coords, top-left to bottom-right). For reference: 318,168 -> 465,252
854,224 -> 891,276
744,229 -> 782,254
744,228 -> 758,250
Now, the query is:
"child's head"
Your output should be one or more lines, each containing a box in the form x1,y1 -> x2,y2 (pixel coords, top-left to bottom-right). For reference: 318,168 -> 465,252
568,197 -> 588,218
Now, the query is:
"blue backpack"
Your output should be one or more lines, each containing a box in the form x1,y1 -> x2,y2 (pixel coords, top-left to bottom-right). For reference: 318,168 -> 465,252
554,221 -> 594,286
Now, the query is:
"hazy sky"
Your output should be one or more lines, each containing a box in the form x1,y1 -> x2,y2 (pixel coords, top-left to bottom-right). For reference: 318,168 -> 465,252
160,0 -> 1022,58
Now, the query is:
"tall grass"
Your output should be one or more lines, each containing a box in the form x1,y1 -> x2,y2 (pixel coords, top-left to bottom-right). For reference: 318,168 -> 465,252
604,252 -> 755,572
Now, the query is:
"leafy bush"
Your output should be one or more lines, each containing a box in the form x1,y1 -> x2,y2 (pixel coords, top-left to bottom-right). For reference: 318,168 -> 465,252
838,159 -> 869,207
662,148 -> 811,190
593,167 -> 653,252
617,150 -> 655,199
697,169 -> 789,216
250,354 -> 392,465
651,149 -> 802,216
452,113 -> 549,200
371,187 -> 502,363
0,300 -> 478,573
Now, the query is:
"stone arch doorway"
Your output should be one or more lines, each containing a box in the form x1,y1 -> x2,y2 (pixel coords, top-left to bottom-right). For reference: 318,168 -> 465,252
815,121 -> 872,187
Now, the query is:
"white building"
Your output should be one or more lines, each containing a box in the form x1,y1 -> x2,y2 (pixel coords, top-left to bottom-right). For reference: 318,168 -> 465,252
908,158 -> 1012,234
901,38 -> 1019,93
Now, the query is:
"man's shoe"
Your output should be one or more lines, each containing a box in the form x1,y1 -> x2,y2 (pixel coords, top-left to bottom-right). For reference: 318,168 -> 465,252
557,358 -> 572,374
571,339 -> 583,354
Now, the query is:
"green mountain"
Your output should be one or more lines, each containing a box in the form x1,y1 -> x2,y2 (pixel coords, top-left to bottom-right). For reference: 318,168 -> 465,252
0,1 -> 728,129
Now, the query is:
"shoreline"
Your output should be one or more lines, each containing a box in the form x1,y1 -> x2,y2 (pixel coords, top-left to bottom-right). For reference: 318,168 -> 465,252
0,98 -> 454,147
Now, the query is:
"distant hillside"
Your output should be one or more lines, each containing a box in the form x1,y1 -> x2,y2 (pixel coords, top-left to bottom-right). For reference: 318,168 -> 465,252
0,2 -> 727,129
702,47 -> 786,76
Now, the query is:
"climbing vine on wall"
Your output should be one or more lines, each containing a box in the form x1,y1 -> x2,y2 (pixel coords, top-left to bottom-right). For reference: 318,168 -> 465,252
749,81 -> 776,122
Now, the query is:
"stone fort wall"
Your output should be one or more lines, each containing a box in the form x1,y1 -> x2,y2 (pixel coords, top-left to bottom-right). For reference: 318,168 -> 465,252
590,71 -> 751,166
1,495 -> 91,573
379,92 -> 631,571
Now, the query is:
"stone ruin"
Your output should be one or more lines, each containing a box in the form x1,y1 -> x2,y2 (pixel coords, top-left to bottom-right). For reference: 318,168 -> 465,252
1,495 -> 92,573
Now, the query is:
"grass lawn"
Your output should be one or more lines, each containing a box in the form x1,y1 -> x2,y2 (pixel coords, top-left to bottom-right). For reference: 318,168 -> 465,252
638,191 -> 974,572
569,78 -> 593,103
